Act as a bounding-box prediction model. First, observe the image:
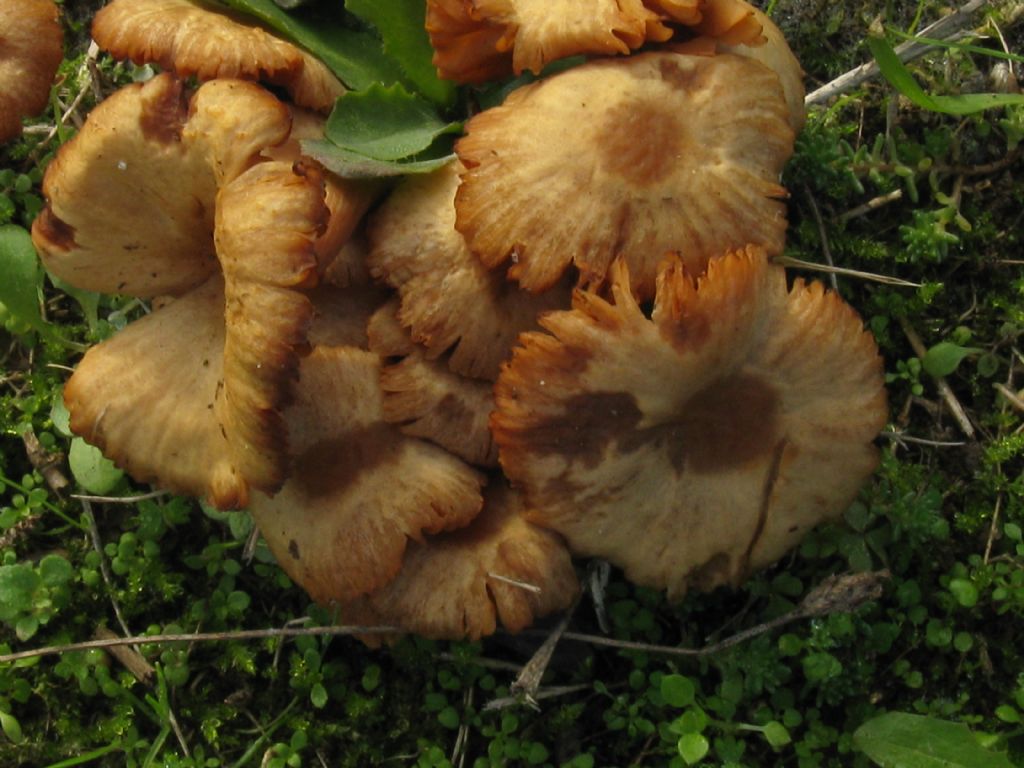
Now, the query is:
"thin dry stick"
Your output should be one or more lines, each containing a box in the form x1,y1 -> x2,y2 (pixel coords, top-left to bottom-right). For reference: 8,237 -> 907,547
880,430 -> 967,447
81,499 -> 135,642
506,596 -> 581,709
806,0 -> 989,105
984,494 -> 1003,564
899,316 -> 977,439
484,684 -> 592,712
71,490 -> 169,504
838,189 -> 905,223
803,189 -> 839,293
0,625 -> 398,665
772,255 -> 921,287
994,382 -> 1024,414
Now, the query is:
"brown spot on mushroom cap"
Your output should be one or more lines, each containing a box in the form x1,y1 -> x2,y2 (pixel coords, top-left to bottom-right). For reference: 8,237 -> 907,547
493,249 -> 888,600
93,0 -> 345,112
248,345 -> 485,605
368,161 -> 571,381
338,481 -> 579,643
455,52 -> 794,300
0,0 -> 63,144
138,76 -> 189,144
33,74 -> 292,299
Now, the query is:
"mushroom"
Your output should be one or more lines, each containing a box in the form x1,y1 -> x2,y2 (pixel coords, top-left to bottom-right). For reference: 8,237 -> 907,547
0,0 -> 63,144
34,75 -> 328,508
339,480 -> 580,643
247,343 -> 486,605
367,160 -> 570,381
368,300 -> 499,467
425,0 -> 514,84
492,247 -> 887,600
92,0 -> 344,112
455,51 -> 794,299
674,4 -> 806,132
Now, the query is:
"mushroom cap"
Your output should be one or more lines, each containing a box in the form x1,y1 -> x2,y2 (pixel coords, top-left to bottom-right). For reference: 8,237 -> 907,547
468,0 -> 672,75
368,301 -> 499,467
307,276 -> 390,349
690,0 -> 764,46
368,161 -> 570,381
0,0 -> 63,144
63,159 -> 325,508
426,0 -> 513,84
248,345 -> 486,605
92,0 -> 344,111
677,6 -> 805,132
32,74 -> 291,298
455,52 -> 794,299
340,481 -> 579,642
492,248 -> 887,600
263,108 -> 385,276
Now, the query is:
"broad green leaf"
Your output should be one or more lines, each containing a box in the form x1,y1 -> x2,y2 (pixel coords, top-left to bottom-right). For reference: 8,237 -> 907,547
300,140 -> 455,178
68,437 -> 124,495
345,0 -> 455,105
0,711 -> 23,743
763,721 -> 792,748
0,225 -> 46,335
677,733 -> 709,765
868,37 -> 1024,115
854,712 -> 1014,768
14,615 -> 39,642
38,555 -> 72,588
50,392 -> 72,437
0,565 -> 40,619
212,0 -> 409,91
661,674 -> 696,708
947,578 -> 978,608
921,342 -> 982,378
325,84 -> 461,161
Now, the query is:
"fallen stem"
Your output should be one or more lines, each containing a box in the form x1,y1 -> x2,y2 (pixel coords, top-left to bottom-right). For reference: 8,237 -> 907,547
772,256 -> 921,287
0,625 -> 399,665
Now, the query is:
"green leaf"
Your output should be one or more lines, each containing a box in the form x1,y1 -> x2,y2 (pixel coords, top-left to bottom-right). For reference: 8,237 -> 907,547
50,392 -> 72,437
68,437 -> 124,495
921,342 -> 982,378
212,0 -> 409,91
677,733 -> 709,765
947,578 -> 978,608
0,711 -> 23,744
299,140 -> 455,178
854,712 -> 1015,768
868,37 -> 1024,116
14,615 -> 39,642
763,721 -> 792,749
324,84 -> 461,161
345,0 -> 455,105
661,675 -> 697,708
38,555 -> 72,588
48,274 -> 100,334
310,682 -> 328,709
0,565 -> 40,618
0,225 -> 47,336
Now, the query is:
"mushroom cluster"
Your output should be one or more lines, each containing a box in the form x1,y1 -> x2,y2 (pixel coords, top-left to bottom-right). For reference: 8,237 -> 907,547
36,0 -> 887,642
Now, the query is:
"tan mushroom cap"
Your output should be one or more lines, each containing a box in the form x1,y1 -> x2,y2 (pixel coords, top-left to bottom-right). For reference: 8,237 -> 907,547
0,0 -> 63,143
675,6 -> 805,132
426,0 -> 513,84
492,248 -> 887,600
368,302 -> 498,467
468,0 -> 672,75
307,277 -> 390,349
690,0 -> 764,46
63,159 -> 325,509
32,74 -> 291,298
455,52 -> 794,300
249,345 -> 486,605
92,0 -> 344,111
368,161 -> 570,381
262,108 -> 385,276
340,481 -> 579,643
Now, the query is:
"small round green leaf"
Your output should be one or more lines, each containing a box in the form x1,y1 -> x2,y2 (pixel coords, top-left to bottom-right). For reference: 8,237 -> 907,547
947,579 -> 978,608
68,437 -> 124,495
677,733 -> 709,765
922,342 -> 982,378
661,674 -> 696,708
0,711 -> 23,743
310,683 -> 328,709
763,721 -> 792,748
